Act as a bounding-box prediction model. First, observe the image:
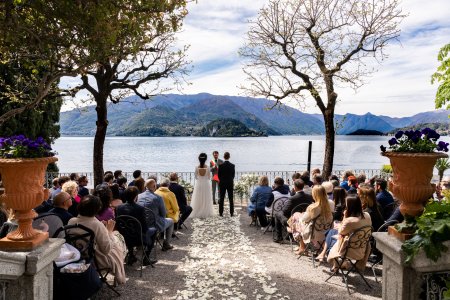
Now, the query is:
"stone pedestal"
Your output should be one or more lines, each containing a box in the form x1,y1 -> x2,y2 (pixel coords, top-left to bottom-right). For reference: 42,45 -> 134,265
373,232 -> 450,300
0,238 -> 64,300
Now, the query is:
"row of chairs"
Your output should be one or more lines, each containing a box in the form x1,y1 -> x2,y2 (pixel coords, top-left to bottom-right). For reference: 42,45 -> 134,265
255,197 -> 398,294
32,209 -> 162,299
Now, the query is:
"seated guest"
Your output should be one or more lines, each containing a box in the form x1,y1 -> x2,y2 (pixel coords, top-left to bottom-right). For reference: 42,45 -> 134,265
168,173 -> 193,229
327,195 -> 372,272
77,175 -> 90,198
290,173 -> 302,196
358,184 -> 384,231
357,173 -> 366,185
329,174 -> 339,185
49,191 -> 73,225
0,205 -> 7,228
155,178 -> 180,225
340,170 -> 354,191
322,181 -> 334,200
0,209 -> 18,239
275,179 -> 313,241
313,175 -> 323,186
104,173 -> 114,186
50,176 -> 70,200
387,206 -> 404,223
94,183 -> 115,222
116,187 -> 157,266
68,195 -> 127,284
347,175 -> 358,194
301,171 -> 313,188
113,170 -> 123,183
49,178 -> 60,196
332,187 -> 347,221
288,185 -> 333,255
311,168 -> 321,179
265,177 -> 290,214
375,178 -> 394,217
249,175 -> 273,228
116,176 -> 128,200
70,173 -> 79,182
109,183 -> 123,210
137,179 -> 174,251
62,180 -> 80,217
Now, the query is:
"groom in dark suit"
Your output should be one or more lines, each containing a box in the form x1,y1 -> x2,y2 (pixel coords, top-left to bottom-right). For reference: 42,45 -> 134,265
218,152 -> 235,217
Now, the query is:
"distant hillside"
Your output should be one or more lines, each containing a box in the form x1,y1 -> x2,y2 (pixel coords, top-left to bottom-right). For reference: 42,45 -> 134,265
388,122 -> 450,136
59,93 -> 450,136
195,118 -> 266,137
347,129 -> 383,135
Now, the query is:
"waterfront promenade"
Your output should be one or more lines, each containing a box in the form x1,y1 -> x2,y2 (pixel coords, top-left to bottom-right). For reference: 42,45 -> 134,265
94,205 -> 382,300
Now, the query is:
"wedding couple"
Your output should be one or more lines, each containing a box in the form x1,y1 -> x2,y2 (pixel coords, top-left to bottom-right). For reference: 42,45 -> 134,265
190,151 -> 235,218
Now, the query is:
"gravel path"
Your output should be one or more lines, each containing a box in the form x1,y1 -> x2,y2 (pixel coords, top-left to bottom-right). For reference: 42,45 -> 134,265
96,205 -> 382,299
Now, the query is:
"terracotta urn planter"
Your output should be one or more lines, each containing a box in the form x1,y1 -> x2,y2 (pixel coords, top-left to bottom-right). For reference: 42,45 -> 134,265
381,152 -> 448,218
0,156 -> 58,251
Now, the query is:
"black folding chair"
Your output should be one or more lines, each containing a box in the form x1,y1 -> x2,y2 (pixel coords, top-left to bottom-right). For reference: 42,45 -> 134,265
33,213 -> 64,238
116,215 -> 154,277
144,207 -> 163,253
263,197 -> 288,237
325,225 -> 373,294
52,224 -> 103,299
382,202 -> 397,220
54,223 -> 120,297
298,215 -> 333,268
288,203 -> 309,251
370,220 -> 399,282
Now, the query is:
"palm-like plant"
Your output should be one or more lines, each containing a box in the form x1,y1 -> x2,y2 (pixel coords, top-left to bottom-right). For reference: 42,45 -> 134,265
435,158 -> 450,182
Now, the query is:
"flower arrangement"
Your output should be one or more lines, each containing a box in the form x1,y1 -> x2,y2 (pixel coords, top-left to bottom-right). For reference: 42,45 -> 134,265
234,174 -> 260,200
0,135 -> 55,158
380,128 -> 449,153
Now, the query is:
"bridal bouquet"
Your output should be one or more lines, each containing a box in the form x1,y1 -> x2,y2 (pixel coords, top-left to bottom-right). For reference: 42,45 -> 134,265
380,128 -> 449,153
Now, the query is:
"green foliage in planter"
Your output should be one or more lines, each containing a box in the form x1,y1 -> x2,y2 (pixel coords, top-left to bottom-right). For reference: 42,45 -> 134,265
402,198 -> 450,264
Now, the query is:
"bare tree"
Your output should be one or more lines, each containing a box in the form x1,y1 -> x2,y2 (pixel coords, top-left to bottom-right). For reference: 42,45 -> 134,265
240,0 -> 405,178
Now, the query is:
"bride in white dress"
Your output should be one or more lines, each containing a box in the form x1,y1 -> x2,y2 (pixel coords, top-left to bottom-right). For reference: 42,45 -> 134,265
190,153 -> 215,218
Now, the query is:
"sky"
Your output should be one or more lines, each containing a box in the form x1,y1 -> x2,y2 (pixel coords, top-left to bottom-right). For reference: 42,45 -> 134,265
172,0 -> 450,117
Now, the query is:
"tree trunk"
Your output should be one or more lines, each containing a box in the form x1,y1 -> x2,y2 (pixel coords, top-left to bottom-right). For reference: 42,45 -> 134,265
322,108 -> 335,179
93,96 -> 108,187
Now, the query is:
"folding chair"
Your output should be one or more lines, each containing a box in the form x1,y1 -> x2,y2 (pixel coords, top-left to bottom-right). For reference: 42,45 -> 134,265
382,202 -> 397,220
52,224 -> 103,299
325,225 -> 373,294
263,197 -> 288,237
116,215 -> 154,277
370,220 -> 398,282
144,207 -> 163,252
298,215 -> 333,267
54,223 -> 120,297
288,203 -> 309,251
33,213 -> 64,238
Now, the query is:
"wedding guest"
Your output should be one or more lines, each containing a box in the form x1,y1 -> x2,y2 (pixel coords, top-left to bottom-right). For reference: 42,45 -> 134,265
155,178 -> 180,224
332,187 -> 347,221
50,176 -> 70,200
70,173 -> 79,182
94,183 -> 115,222
128,170 -> 142,187
169,173 -> 193,229
275,179 -> 313,242
301,171 -> 313,188
137,179 -> 174,251
109,183 -> 123,210
116,176 -> 128,200
78,175 -> 90,198
340,170 -> 354,191
290,173 -> 302,196
68,195 -> 127,284
288,185 -> 333,254
49,191 -> 73,225
358,184 -> 384,231
249,175 -> 273,228
347,175 -> 358,194
116,187 -> 157,266
327,195 -> 372,272
322,181 -> 334,200
0,209 -> 18,238
313,175 -> 323,186
104,173 -> 114,185
62,180 -> 80,217
49,178 -> 60,196
113,170 -> 123,183
357,173 -> 367,185
265,177 -> 290,214
375,178 -> 394,212
210,151 -> 223,205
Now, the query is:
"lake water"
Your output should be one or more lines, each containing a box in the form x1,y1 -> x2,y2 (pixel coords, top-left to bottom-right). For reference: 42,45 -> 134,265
52,135 -> 450,173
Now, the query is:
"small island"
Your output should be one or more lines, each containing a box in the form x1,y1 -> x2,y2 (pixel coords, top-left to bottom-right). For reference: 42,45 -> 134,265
195,118 -> 267,137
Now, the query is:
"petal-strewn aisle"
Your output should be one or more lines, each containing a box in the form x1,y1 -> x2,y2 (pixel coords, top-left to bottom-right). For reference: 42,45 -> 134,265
175,213 -> 289,300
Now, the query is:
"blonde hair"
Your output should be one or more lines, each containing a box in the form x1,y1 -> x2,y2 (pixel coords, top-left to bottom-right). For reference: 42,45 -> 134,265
62,180 -> 78,198
311,185 -> 332,218
258,175 -> 269,186
358,185 -> 376,209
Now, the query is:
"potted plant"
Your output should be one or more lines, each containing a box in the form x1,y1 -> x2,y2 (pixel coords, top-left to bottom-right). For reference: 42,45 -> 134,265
380,128 -> 448,219
0,135 -> 57,251
435,158 -> 450,183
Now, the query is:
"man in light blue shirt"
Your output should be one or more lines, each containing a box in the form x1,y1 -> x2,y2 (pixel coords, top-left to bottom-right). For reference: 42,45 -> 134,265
137,179 -> 174,251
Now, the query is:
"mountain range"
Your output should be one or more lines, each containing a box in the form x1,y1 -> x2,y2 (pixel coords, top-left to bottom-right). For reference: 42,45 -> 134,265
59,93 -> 450,136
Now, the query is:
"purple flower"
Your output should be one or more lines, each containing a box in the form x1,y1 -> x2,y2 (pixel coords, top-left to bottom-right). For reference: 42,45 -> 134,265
380,145 -> 387,152
388,138 -> 398,146
437,141 -> 450,152
395,131 -> 404,139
